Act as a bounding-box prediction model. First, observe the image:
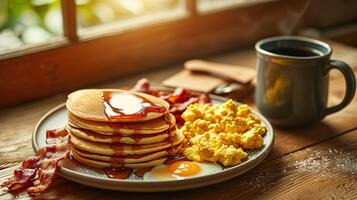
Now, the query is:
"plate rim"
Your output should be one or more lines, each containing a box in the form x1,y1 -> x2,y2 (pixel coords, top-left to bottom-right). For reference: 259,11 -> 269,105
32,95 -> 274,185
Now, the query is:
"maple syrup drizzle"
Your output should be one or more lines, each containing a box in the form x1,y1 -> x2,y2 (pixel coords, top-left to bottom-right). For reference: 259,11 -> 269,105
109,123 -> 122,129
165,154 -> 187,165
163,130 -> 176,145
73,147 -> 149,160
164,113 -> 172,126
135,167 -> 153,177
105,167 -> 132,179
110,145 -> 124,155
111,154 -> 147,164
109,114 -> 171,130
131,145 -> 142,150
132,135 -> 143,144
110,157 -> 125,164
167,142 -> 183,156
102,91 -> 166,120
76,128 -> 173,144
110,144 -> 145,155
103,154 -> 187,179
112,135 -> 122,143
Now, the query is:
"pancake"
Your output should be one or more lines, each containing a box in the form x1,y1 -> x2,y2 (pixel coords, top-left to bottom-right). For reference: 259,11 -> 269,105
66,89 -> 170,122
71,147 -> 168,164
71,143 -> 181,164
67,112 -> 176,135
67,125 -> 176,145
72,152 -> 167,169
69,130 -> 184,156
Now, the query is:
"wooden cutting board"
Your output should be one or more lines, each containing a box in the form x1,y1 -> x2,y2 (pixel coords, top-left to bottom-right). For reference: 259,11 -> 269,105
184,59 -> 256,84
162,69 -> 227,93
162,60 -> 256,93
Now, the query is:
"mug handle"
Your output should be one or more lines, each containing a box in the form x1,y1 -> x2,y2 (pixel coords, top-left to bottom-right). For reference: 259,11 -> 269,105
322,60 -> 356,116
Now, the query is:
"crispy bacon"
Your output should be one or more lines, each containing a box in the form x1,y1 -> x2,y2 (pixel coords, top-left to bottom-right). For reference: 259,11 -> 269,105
164,88 -> 192,104
46,128 -> 68,145
132,78 -> 150,93
1,156 -> 41,192
132,79 -> 211,127
46,128 -> 68,139
1,129 -> 69,196
27,144 -> 69,196
46,128 -> 69,144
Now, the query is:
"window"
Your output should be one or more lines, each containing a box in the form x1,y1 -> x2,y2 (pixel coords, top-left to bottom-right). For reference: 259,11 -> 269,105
2,0 -> 354,107
0,0 -> 63,54
76,0 -> 187,38
197,0 -> 271,13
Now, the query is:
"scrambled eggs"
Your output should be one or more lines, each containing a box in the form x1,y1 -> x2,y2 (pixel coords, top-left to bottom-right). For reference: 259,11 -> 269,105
180,100 -> 266,166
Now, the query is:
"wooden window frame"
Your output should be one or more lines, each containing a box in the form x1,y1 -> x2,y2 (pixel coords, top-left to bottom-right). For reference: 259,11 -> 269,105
0,0 -> 313,107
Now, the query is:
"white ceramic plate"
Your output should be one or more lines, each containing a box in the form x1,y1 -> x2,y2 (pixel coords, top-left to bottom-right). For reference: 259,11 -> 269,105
32,95 -> 274,192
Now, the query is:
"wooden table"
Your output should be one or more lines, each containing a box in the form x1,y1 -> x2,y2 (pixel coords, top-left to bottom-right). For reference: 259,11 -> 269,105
1,41 -> 356,200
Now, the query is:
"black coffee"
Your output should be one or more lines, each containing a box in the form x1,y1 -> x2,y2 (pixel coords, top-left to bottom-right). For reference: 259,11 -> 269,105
270,47 -> 321,57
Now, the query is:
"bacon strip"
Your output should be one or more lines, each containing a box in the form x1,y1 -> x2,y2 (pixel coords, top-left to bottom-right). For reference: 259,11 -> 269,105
27,143 -> 69,196
1,129 -> 69,196
46,128 -> 69,139
46,128 -> 69,144
132,79 -> 211,126
1,156 -> 41,191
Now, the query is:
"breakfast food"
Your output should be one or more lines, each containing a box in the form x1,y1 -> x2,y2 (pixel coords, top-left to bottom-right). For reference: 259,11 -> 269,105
2,80 -> 269,195
66,89 -> 184,170
66,89 -> 170,122
132,78 -> 211,126
143,161 -> 222,180
2,85 -> 212,195
1,128 -> 69,196
180,99 -> 267,166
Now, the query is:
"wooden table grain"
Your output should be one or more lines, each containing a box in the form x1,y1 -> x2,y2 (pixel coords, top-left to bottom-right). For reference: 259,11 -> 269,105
1,41 -> 356,200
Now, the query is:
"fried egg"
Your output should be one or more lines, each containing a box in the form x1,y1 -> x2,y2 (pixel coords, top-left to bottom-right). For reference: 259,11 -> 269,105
143,161 -> 222,180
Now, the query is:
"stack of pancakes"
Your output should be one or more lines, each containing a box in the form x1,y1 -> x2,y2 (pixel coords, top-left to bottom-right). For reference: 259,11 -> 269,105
66,89 -> 184,169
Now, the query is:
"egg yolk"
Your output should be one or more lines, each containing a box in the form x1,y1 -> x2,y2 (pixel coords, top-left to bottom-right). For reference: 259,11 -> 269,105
167,161 -> 201,176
